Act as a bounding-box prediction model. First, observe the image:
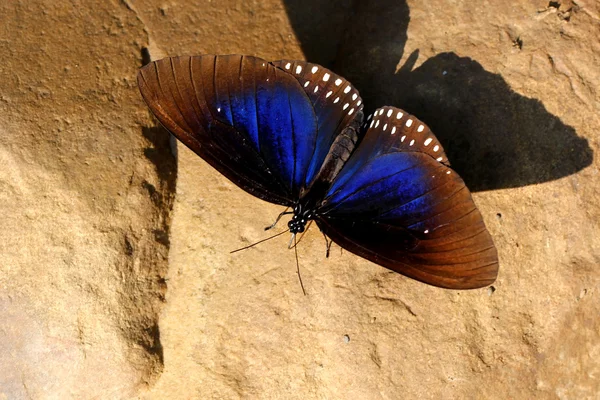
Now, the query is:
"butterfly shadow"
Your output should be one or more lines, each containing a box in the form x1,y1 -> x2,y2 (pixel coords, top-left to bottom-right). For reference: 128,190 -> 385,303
282,0 -> 593,192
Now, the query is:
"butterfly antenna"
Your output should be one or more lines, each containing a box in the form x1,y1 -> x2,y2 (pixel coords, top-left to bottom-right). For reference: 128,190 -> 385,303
294,234 -> 307,296
265,207 -> 292,231
230,230 -> 288,254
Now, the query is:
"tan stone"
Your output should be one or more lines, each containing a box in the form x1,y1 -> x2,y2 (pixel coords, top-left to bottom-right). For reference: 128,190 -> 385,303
1,0 -> 598,399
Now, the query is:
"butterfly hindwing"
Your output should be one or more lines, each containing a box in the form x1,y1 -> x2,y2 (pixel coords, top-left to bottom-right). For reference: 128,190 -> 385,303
315,107 -> 498,289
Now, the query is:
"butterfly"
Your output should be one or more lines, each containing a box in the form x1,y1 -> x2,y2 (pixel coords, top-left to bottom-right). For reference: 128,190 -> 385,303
137,55 -> 498,290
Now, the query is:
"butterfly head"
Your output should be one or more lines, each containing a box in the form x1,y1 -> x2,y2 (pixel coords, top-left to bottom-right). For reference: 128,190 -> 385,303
288,204 -> 315,234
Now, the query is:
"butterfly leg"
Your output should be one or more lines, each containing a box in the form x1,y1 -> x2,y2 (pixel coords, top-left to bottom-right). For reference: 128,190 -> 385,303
265,207 -> 292,231
321,231 -> 333,258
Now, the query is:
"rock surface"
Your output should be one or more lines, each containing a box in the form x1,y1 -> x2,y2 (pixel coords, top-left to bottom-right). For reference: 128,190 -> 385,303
1,0 -> 599,399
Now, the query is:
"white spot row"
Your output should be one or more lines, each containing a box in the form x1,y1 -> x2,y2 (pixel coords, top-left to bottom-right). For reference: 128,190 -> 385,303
369,109 -> 445,161
284,62 -> 362,117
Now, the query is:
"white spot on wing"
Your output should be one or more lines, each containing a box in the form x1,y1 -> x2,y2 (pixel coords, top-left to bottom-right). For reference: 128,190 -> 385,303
344,86 -> 351,94
375,120 -> 380,128
383,123 -> 388,131
217,107 -> 221,112
352,93 -> 357,101
370,120 -> 374,128
396,111 -> 403,119
406,119 -> 413,127
424,138 -> 433,146
437,157 -> 443,162
446,170 -> 451,174
323,73 -> 330,81
401,135 -> 406,142
335,78 -> 342,86
348,108 -> 354,115
314,86 -> 319,93
433,145 -> 440,152
285,62 -> 291,69
334,97 -> 340,103
311,66 -> 318,73
410,139 -> 415,146
343,103 -> 349,110
387,109 -> 393,117
391,126 -> 396,134
424,229 -> 429,234
357,100 -> 362,106
304,81 -> 310,88
326,90 -> 333,98
379,109 -> 384,116
417,125 -> 425,132
296,65 -> 302,74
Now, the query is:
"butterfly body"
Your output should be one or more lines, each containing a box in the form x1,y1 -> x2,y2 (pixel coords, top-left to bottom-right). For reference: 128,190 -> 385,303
138,54 -> 499,289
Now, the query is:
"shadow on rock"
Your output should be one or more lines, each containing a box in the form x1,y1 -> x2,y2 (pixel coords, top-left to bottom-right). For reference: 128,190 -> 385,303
283,0 -> 593,192
142,126 -> 177,194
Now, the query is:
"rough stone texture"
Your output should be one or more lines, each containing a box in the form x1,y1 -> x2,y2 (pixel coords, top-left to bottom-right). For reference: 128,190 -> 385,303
1,0 -> 599,399
0,1 -> 174,397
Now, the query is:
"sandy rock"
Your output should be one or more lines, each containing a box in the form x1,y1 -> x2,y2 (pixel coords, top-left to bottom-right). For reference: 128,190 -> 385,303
1,0 -> 598,399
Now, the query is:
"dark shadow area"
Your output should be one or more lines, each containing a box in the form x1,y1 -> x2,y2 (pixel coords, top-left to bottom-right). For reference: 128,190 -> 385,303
281,1 -> 356,68
140,48 -> 178,198
142,126 -> 177,195
283,0 -> 593,192
142,323 -> 165,366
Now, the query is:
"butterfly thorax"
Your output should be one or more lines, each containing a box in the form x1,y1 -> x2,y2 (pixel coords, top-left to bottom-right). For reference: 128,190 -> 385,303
287,118 -> 364,235
288,204 -> 315,234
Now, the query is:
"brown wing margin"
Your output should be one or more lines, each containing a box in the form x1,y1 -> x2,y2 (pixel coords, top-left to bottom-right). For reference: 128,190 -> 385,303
317,212 -> 498,289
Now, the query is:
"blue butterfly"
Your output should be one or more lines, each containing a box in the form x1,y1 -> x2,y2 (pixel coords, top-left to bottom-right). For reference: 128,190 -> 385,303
138,55 -> 498,289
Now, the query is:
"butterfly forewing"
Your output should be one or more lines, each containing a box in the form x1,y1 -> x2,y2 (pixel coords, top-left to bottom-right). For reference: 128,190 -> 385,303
316,107 -> 498,289
138,55 -> 322,204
